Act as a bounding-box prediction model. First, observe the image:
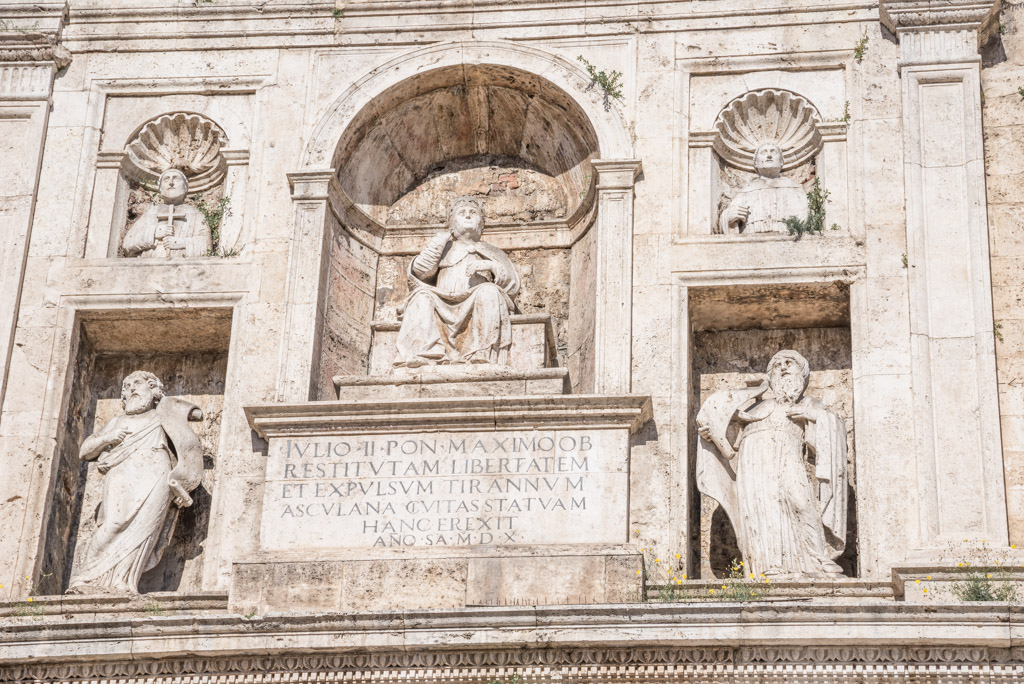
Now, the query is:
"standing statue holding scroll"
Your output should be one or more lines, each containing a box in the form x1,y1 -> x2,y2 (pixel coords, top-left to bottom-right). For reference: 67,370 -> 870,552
67,371 -> 204,595
696,350 -> 847,579
393,196 -> 520,369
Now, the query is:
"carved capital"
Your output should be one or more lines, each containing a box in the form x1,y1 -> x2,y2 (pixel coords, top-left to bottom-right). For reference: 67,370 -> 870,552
881,1 -> 1001,64
0,2 -> 70,99
592,159 -> 642,190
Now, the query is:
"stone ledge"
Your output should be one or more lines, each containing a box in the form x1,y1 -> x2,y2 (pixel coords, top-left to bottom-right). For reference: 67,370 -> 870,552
245,394 -> 653,438
335,368 -> 571,399
2,602 -> 1024,669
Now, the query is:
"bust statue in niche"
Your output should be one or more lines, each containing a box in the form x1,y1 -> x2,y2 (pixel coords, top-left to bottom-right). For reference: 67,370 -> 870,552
393,195 -> 521,369
719,142 -> 808,235
123,169 -> 212,258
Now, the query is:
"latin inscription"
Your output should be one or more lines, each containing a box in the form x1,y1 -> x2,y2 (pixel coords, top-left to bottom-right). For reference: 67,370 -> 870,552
261,430 -> 627,550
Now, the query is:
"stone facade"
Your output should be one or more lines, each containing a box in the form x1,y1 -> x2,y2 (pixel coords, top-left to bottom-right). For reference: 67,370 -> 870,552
3,0 -> 1024,680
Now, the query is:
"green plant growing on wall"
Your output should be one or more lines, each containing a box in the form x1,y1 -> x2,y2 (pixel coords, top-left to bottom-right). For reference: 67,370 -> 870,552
638,548 -> 771,603
854,34 -> 869,63
577,56 -> 623,110
192,196 -> 234,256
784,178 -> 830,241
952,556 -> 1018,602
1018,86 -> 1024,101
333,8 -> 344,18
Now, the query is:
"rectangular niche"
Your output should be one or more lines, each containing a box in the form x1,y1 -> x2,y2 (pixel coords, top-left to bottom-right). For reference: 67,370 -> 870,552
686,281 -> 857,579
37,308 -> 232,595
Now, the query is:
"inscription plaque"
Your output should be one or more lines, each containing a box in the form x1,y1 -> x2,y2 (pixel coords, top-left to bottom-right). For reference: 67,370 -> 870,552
261,429 -> 628,550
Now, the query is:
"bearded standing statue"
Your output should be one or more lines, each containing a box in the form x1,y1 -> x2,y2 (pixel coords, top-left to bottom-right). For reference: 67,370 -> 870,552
393,196 -> 520,369
695,350 -> 847,579
66,371 -> 204,595
719,142 -> 808,235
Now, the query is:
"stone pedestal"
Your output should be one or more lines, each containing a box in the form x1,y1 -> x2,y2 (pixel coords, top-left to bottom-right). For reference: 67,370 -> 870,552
239,394 -> 651,611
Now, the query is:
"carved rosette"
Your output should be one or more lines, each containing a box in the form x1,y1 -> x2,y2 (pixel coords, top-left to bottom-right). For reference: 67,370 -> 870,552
123,112 -> 228,193
712,89 -> 823,172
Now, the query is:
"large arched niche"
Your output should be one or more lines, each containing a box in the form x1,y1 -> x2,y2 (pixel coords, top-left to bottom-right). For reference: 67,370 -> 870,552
281,42 -> 638,403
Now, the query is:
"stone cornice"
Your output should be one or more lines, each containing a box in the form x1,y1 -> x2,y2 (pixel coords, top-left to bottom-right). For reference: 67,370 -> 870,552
880,0 -> 1000,34
0,2 -> 70,93
1,602 -> 1023,680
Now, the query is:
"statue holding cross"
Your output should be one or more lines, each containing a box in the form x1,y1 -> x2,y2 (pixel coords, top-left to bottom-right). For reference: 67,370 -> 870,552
123,169 -> 213,259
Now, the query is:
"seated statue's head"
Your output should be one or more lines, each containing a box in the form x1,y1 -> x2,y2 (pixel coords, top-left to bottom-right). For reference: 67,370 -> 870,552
158,169 -> 189,206
767,350 -> 809,405
449,195 -> 485,242
121,370 -> 165,415
753,142 -> 784,179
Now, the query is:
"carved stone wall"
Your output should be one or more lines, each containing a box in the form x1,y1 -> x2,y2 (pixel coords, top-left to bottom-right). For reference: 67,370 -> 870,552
983,2 -> 1024,548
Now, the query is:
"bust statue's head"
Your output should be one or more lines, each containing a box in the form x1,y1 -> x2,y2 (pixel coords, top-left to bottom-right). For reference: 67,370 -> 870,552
121,370 -> 165,415
753,143 -> 784,179
158,169 -> 189,205
767,350 -> 810,405
448,195 -> 485,242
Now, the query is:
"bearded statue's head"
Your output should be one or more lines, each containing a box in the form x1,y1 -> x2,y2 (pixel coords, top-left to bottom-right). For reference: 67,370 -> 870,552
767,350 -> 810,405
121,370 -> 165,415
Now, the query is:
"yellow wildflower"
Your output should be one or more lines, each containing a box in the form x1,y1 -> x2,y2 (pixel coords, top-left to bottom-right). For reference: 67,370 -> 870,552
26,597 -> 32,602
683,574 -> 687,579
987,573 -> 993,578
923,588 -> 929,594
655,558 -> 661,563
709,589 -> 716,594
749,573 -> 755,579
915,579 -> 921,584
636,570 -> 641,575
1013,545 -> 1017,550
675,554 -> 681,559
721,585 -> 727,590
927,576 -> 932,580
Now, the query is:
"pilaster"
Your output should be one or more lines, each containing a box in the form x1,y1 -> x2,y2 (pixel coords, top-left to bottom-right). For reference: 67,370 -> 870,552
881,0 -> 1008,549
0,2 -> 70,419
591,159 -> 642,395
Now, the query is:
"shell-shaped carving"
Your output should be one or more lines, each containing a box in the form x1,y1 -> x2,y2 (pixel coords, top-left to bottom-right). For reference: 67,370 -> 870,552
713,89 -> 823,172
123,112 -> 228,193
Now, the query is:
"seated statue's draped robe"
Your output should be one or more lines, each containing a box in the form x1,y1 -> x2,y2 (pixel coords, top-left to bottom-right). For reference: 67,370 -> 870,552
720,177 -> 808,234
696,387 -> 847,579
123,203 -> 212,258
395,233 -> 520,367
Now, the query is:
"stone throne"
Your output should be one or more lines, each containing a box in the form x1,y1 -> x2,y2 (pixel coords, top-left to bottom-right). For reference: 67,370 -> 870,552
240,44 -> 650,614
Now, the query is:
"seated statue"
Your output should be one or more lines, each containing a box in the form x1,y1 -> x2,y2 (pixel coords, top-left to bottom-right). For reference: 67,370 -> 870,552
66,371 -> 203,595
719,143 -> 808,235
394,196 -> 520,369
123,169 -> 212,258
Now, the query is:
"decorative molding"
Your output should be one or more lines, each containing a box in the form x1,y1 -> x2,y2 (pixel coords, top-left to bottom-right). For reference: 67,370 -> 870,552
3,645 -> 1024,682
712,89 -> 823,173
880,0 -> 1000,32
880,0 -> 1001,65
245,394 -> 654,438
0,63 -> 56,100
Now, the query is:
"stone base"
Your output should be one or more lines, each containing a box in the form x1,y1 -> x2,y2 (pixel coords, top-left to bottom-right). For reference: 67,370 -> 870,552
229,545 -> 642,614
334,367 -> 571,399
368,313 -> 557,375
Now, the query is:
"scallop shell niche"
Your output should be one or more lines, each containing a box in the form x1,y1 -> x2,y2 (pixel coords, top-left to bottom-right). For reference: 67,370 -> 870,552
123,112 -> 228,193
713,89 -> 823,173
